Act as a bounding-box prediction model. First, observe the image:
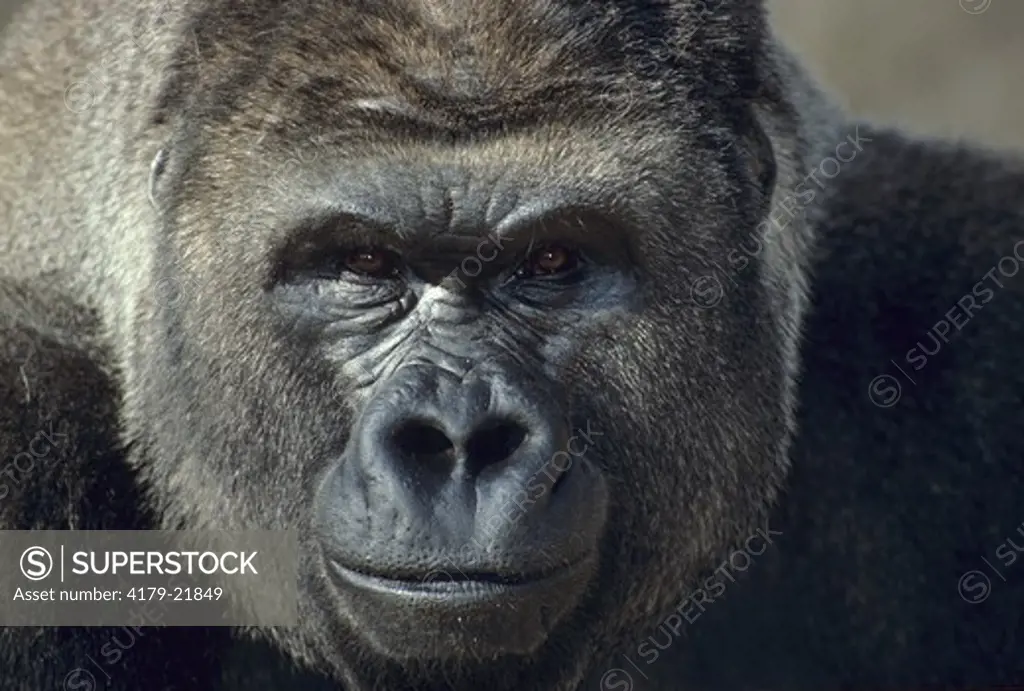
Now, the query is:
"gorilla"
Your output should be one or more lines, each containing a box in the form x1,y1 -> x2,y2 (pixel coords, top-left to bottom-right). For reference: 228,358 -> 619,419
1,0 -> 1023,689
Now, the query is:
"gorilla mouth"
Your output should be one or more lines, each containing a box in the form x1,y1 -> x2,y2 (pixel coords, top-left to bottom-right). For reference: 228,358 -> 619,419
328,553 -> 595,599
325,554 -> 599,659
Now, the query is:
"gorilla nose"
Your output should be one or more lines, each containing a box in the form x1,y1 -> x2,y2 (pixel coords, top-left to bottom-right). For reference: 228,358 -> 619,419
368,375 -> 572,504
327,362 -> 598,549
390,416 -> 530,477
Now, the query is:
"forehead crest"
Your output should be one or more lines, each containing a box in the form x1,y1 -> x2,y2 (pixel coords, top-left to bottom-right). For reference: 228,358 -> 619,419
160,0 -> 764,133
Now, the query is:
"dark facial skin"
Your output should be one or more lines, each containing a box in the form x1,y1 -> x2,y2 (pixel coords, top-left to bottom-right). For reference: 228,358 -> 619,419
133,1 -> 794,688
285,168 -> 627,659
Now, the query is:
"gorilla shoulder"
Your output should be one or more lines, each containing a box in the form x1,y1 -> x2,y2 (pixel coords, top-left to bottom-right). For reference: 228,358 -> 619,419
0,280 -> 130,530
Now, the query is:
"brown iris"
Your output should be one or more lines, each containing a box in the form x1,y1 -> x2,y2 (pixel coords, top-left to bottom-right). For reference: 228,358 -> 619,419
526,245 -> 576,276
344,247 -> 395,278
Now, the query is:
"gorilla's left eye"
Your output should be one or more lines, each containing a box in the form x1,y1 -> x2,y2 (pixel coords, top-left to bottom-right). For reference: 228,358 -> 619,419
343,247 -> 401,279
518,244 -> 580,278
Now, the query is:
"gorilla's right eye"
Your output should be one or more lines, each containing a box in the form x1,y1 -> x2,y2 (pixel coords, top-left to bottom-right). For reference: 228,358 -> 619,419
343,247 -> 401,279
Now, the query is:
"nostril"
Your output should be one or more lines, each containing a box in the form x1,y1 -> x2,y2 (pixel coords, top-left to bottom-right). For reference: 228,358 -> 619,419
466,419 -> 528,470
393,420 -> 455,459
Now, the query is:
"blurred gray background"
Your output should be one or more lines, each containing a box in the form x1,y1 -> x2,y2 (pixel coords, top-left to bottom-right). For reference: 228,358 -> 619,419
770,0 -> 1024,150
2,0 -> 1022,149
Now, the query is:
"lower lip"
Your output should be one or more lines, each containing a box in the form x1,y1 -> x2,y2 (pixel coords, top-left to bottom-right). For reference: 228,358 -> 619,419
325,554 -> 598,658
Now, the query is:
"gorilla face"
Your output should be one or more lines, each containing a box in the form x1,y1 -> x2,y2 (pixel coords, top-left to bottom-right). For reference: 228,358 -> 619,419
133,0 -> 799,686
288,163 -> 627,659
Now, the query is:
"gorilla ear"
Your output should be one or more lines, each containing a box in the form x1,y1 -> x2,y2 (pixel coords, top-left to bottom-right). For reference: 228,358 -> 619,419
722,112 -> 777,214
743,115 -> 777,204
148,146 -> 170,212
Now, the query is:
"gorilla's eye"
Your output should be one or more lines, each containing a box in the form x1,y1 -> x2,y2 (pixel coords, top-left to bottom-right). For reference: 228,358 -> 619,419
344,247 -> 400,278
519,244 -> 579,278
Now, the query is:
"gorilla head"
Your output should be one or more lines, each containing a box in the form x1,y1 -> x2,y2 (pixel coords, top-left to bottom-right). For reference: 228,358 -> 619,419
129,0 -> 816,687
